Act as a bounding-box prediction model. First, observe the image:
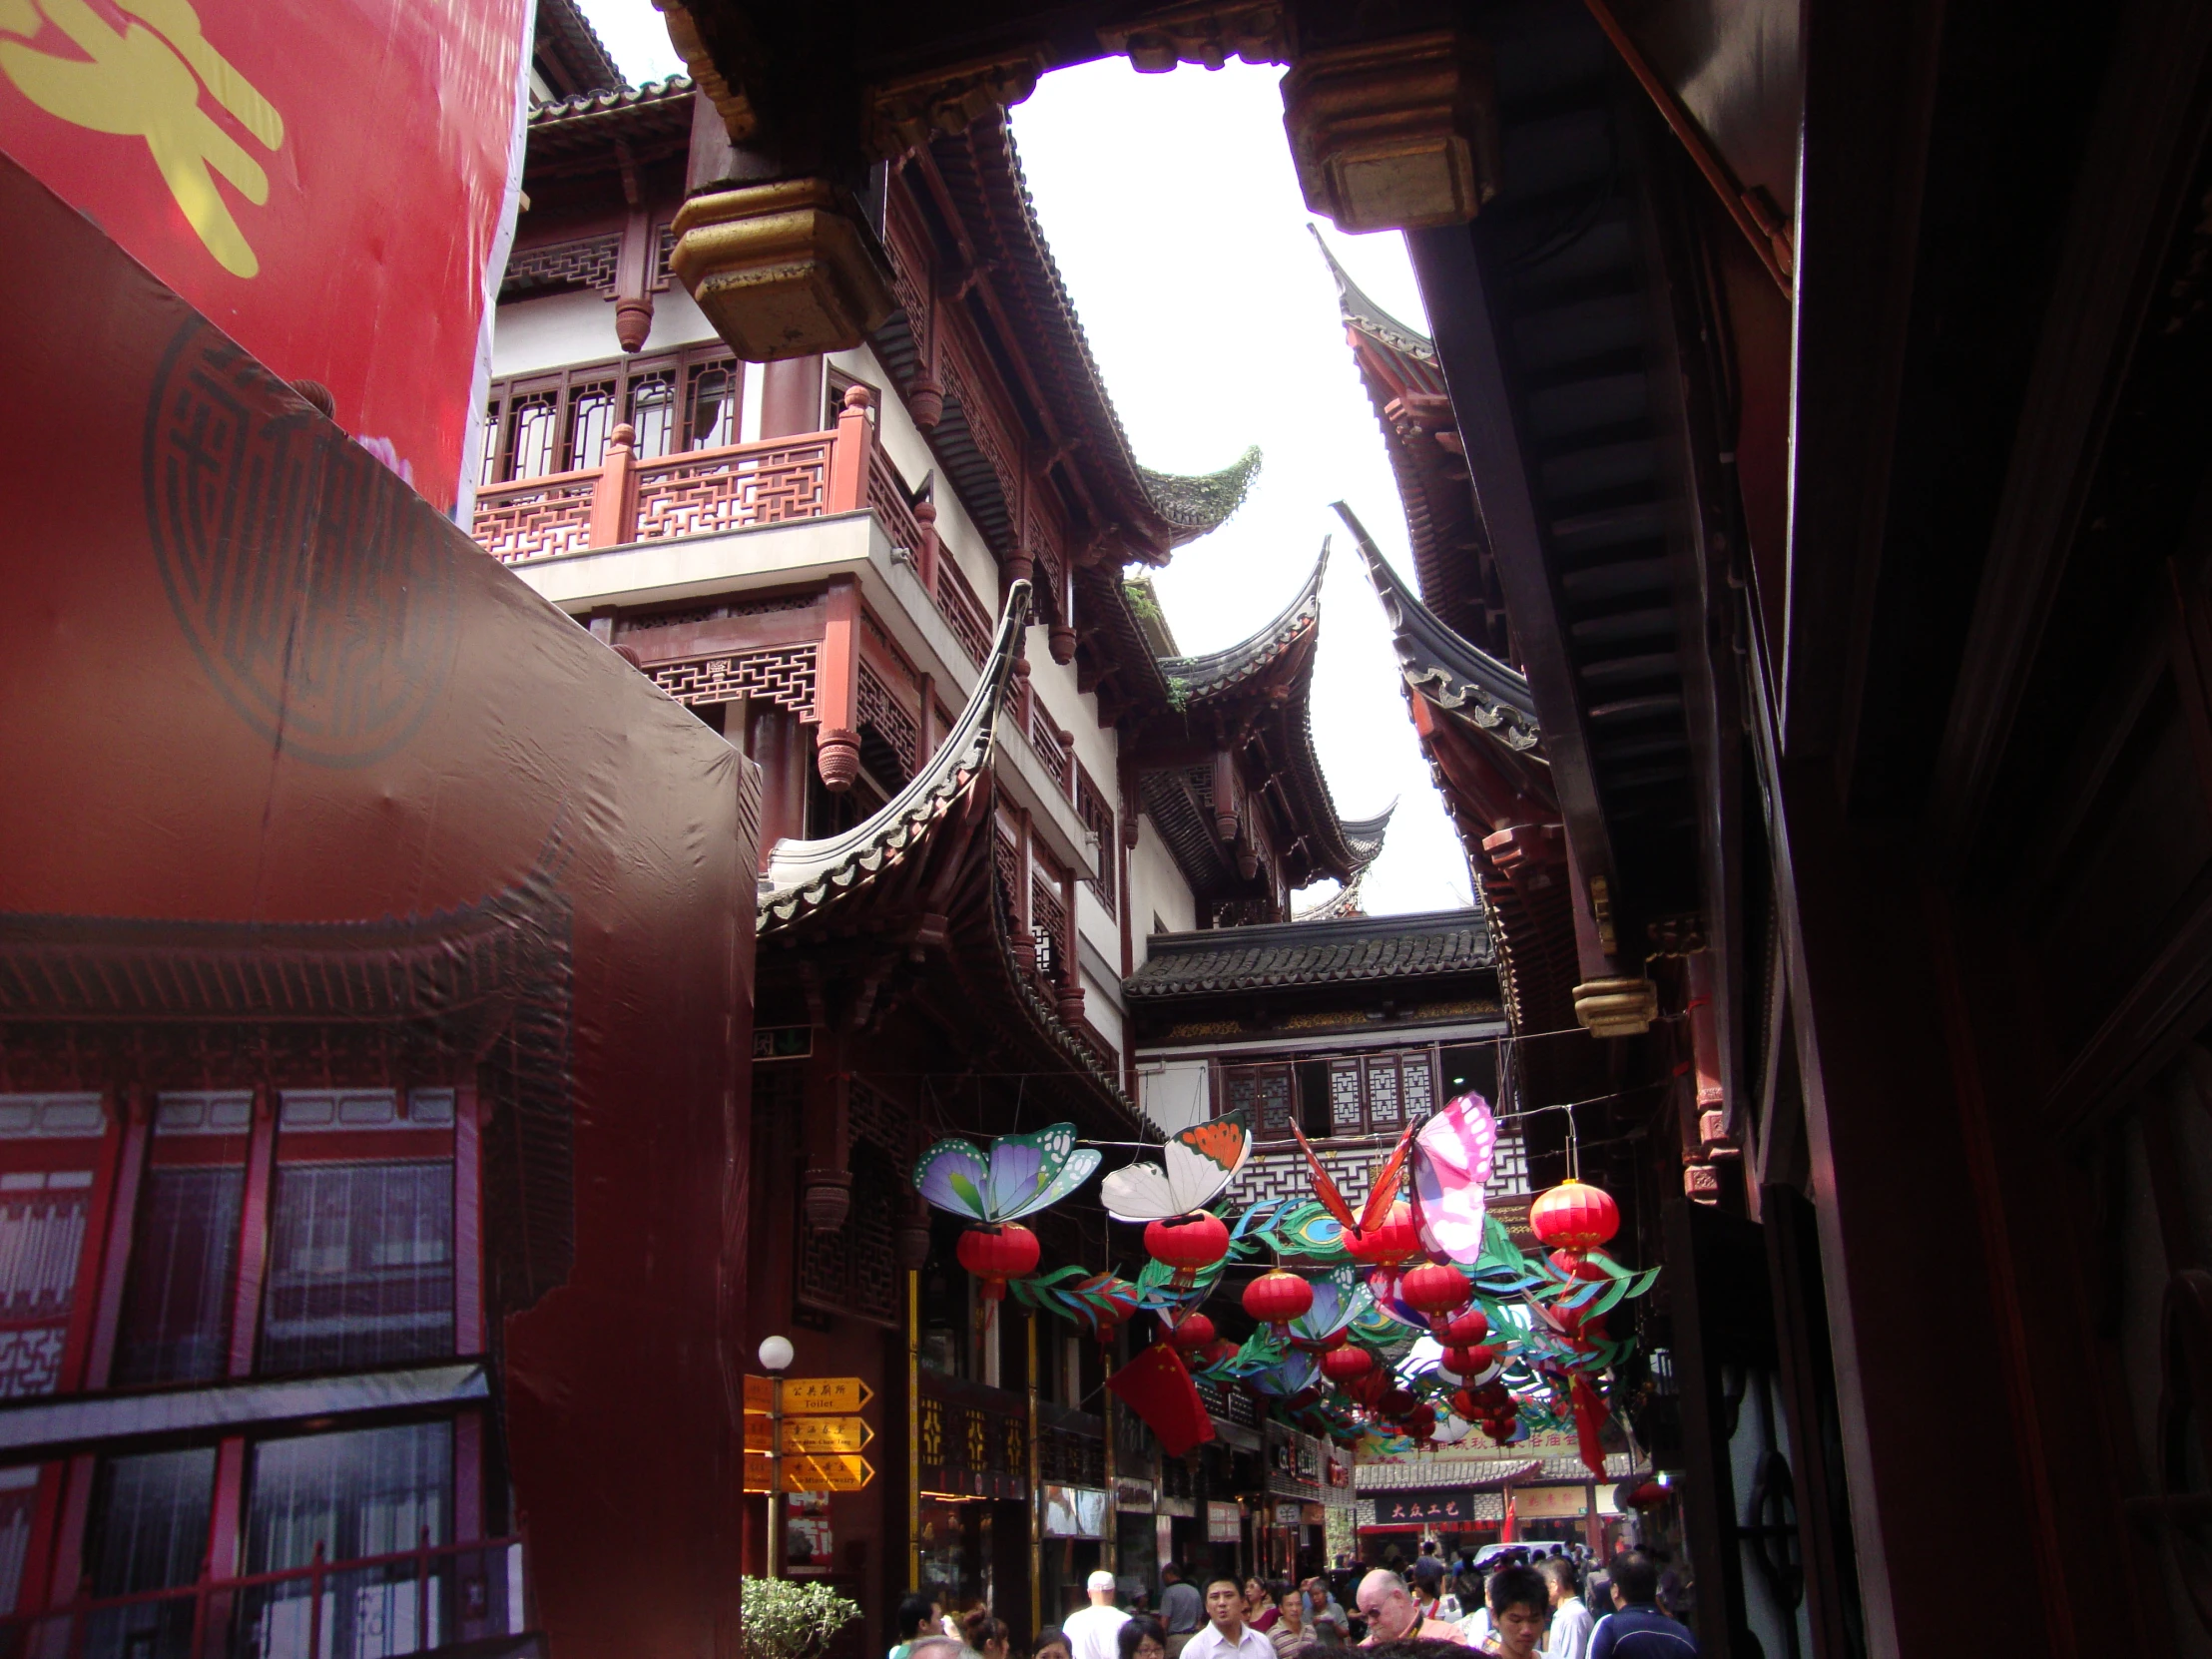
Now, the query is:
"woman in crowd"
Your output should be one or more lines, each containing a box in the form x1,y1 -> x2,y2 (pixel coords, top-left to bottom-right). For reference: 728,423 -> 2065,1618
1243,1580 -> 1280,1633
1034,1629 -> 1074,1659
963,1614 -> 1011,1659
1117,1616 -> 1169,1659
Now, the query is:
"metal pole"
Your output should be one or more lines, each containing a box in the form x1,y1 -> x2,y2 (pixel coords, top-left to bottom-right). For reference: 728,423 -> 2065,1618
1101,1382 -> 1117,1575
770,1378 -> 784,1578
1026,1315 -> 1040,1636
908,1269 -> 922,1593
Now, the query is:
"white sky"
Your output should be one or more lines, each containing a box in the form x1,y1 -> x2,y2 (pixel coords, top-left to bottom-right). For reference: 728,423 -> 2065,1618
581,14 -> 1471,915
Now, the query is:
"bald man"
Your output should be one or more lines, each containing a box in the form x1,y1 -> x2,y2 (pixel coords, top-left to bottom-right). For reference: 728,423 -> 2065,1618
1356,1569 -> 1468,1646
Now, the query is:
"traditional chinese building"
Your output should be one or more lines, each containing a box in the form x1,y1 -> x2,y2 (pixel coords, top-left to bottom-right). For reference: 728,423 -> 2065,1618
466,9 -> 1392,1644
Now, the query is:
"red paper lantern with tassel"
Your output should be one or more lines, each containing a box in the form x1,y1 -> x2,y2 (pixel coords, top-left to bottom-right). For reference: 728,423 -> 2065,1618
1347,1201 -> 1420,1267
956,1223 -> 1039,1323
1399,1261 -> 1472,1317
1242,1268 -> 1315,1330
1145,1213 -> 1231,1283
1442,1344 -> 1499,1377
1437,1307 -> 1490,1347
1528,1179 -> 1620,1255
1170,1312 -> 1217,1352
1321,1345 -> 1375,1382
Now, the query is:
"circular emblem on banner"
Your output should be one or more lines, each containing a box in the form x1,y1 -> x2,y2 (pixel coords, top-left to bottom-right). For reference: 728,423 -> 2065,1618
142,318 -> 459,767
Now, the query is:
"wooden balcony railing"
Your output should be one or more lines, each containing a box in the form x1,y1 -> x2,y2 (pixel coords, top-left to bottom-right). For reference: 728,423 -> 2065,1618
0,1532 -> 527,1659
473,385 -> 1000,673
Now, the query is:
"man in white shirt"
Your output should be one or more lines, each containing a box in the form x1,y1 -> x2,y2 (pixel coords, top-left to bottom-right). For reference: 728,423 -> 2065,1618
1065,1571 -> 1133,1659
1536,1558 -> 1594,1659
1182,1578 -> 1279,1659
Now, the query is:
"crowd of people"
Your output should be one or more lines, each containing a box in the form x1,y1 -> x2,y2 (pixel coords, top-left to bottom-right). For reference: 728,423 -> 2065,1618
885,1546 -> 1696,1659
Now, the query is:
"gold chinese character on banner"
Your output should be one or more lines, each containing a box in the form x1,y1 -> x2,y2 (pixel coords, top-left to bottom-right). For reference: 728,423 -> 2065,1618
0,0 -> 282,276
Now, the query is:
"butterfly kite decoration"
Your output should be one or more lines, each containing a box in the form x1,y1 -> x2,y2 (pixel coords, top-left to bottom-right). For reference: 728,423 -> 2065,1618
1288,1118 -> 1419,1259
913,1122 -> 1101,1223
1102,1116 -> 1253,1221
1286,1267 -> 1375,1353
1408,1092 -> 1498,1264
913,1124 -> 1101,1321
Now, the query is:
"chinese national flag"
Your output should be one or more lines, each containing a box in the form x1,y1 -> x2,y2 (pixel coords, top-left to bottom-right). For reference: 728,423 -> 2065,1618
1108,1343 -> 1215,1456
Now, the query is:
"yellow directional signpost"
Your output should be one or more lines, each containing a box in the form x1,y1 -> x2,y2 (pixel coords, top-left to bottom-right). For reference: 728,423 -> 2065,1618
745,1373 -> 877,1554
746,1415 -> 873,1455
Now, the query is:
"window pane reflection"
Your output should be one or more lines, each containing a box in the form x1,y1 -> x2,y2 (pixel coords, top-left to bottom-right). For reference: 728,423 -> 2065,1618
86,1446 -> 215,1659
244,1422 -> 452,1659
567,383 -> 616,471
628,374 -> 677,459
259,1161 -> 453,1376
506,394 -> 558,480
114,1093 -> 251,1386
688,364 -> 735,449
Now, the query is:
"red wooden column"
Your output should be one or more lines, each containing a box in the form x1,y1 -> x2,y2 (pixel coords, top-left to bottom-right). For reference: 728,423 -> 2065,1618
1012,810 -> 1037,976
1057,862 -> 1084,1026
226,1085 -> 278,1378
455,1085 -> 485,1357
825,383 -> 871,514
587,422 -> 638,548
64,1087 -> 140,1392
816,577 -> 860,791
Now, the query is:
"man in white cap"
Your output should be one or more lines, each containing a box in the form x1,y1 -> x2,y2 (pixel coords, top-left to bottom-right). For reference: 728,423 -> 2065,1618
1065,1570 -> 1132,1659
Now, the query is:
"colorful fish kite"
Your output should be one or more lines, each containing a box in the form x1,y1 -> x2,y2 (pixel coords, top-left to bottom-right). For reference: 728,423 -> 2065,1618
912,1123 -> 1100,1222
1409,1092 -> 1498,1263
1102,1115 -> 1252,1221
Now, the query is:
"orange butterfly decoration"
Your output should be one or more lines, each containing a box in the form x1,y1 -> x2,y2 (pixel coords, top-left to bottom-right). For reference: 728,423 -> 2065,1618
1291,1118 -> 1419,1246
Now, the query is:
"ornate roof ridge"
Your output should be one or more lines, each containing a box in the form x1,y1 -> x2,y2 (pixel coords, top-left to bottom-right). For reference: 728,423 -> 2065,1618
1341,798 -> 1397,868
1294,868 -> 1367,921
969,115 -> 1260,549
531,0 -> 625,102
761,582 -> 1028,923
529,74 -> 695,125
1310,225 -> 1434,361
1158,539 -> 1328,703
1337,502 -> 1542,754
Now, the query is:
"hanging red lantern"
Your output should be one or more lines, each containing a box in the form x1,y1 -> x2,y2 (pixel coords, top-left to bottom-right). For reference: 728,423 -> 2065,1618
956,1223 -> 1039,1325
1347,1201 -> 1420,1267
1450,1387 -> 1480,1418
1437,1306 -> 1490,1347
1629,1479 -> 1669,1511
1529,1179 -> 1620,1255
1321,1345 -> 1375,1382
1378,1385 -> 1417,1417
1348,1371 -> 1390,1408
1170,1312 -> 1217,1352
1205,1338 -> 1239,1369
1243,1268 -> 1316,1330
1145,1213 -> 1231,1284
1442,1343 -> 1499,1377
1398,1261 -> 1472,1317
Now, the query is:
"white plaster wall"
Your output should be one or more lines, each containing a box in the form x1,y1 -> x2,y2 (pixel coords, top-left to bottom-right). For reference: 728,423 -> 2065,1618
1081,965 -> 1124,1056
1127,815 -> 1196,971
1138,1059 -> 1210,1136
1075,880 -> 1119,968
491,284 -> 725,379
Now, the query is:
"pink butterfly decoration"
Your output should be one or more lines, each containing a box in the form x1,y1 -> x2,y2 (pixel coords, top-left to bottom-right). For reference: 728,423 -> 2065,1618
1409,1092 -> 1497,1263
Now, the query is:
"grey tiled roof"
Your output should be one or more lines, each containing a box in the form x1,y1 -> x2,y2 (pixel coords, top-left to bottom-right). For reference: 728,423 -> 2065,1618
1125,908 -> 1492,1000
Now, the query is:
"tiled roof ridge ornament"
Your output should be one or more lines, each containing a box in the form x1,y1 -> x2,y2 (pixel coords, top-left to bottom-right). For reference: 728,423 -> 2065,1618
759,580 -> 1030,923
1154,537 -> 1329,701
1308,224 -> 1435,360
1334,501 -> 1542,755
1340,798 -> 1399,869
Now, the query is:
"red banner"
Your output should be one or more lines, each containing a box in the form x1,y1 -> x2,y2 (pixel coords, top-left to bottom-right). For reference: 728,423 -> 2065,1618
0,0 -> 528,511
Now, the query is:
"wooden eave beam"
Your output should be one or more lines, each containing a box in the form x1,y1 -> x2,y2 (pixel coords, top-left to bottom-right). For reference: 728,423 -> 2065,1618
1406,224 -> 1627,977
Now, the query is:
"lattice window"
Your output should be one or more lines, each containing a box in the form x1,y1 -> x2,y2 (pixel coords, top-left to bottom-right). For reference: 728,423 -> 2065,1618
856,659 -> 918,780
1032,876 -> 1070,987
992,831 -> 1019,923
627,370 -> 679,459
480,347 -> 744,487
1368,1060 -> 1401,1131
1329,1061 -> 1364,1134
1486,1114 -> 1530,1198
797,1142 -> 901,1329
1222,1064 -> 1294,1141
649,646 -> 818,718
501,233 -> 618,297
